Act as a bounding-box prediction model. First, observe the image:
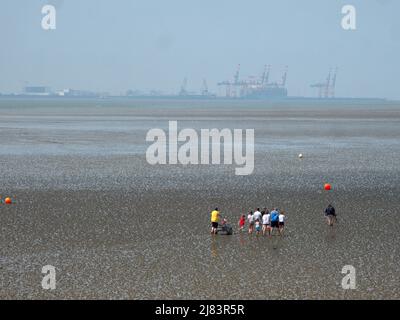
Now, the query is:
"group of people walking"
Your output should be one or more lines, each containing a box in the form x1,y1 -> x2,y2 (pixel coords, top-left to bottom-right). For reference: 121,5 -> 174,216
210,204 -> 337,235
210,207 -> 287,236
239,208 -> 286,236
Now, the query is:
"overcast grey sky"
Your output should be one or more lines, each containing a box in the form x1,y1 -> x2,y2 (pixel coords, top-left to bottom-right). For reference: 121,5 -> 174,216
0,0 -> 399,98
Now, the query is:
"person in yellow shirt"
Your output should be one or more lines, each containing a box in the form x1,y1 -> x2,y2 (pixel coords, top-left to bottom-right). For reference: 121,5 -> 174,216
210,208 -> 220,234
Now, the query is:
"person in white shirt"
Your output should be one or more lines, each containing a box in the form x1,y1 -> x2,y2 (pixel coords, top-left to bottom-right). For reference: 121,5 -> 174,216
247,211 -> 254,234
262,209 -> 271,236
278,211 -> 286,235
253,208 -> 262,223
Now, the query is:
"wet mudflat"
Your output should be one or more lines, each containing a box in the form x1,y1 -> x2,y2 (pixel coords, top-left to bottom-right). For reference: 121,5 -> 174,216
0,99 -> 399,299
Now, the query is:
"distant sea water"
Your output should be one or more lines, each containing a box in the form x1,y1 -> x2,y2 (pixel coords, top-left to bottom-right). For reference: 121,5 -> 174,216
0,97 -> 399,156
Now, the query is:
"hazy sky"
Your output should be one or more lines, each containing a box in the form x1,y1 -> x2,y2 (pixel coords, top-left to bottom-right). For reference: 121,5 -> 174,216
0,0 -> 399,98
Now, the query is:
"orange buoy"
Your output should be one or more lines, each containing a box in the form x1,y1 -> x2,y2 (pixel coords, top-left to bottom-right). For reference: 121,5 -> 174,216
324,183 -> 331,191
4,197 -> 12,204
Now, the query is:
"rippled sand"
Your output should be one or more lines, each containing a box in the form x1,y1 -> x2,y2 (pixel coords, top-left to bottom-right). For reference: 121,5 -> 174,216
0,99 -> 399,299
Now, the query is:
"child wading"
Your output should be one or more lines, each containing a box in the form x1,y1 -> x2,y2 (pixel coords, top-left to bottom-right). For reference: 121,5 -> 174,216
238,214 -> 246,232
255,219 -> 262,235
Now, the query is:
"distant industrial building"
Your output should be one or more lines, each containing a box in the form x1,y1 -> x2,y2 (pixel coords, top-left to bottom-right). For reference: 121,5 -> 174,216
23,86 -> 52,96
218,65 -> 288,99
178,78 -> 216,98
57,88 -> 107,98
310,68 -> 338,98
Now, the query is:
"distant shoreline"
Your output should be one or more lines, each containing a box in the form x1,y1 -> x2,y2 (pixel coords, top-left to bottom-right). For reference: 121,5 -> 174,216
0,94 -> 394,104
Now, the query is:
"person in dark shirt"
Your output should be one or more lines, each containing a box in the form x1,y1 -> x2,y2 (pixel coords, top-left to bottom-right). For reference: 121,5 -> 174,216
324,204 -> 337,226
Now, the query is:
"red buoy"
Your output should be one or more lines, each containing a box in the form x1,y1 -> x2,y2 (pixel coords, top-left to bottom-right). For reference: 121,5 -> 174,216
4,197 -> 12,204
324,183 -> 332,191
